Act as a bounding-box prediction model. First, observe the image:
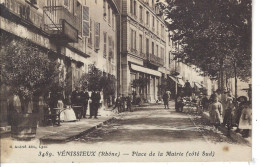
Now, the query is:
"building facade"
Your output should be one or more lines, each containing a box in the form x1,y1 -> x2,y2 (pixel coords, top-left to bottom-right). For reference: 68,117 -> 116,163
0,0 -> 119,128
167,30 -> 218,97
116,0 -> 169,103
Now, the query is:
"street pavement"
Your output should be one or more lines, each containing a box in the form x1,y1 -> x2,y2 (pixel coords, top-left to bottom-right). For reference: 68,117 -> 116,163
1,101 -> 252,162
72,101 -> 245,145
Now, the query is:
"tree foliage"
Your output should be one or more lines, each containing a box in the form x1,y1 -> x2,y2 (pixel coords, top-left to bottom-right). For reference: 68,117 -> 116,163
1,33 -> 60,112
77,64 -> 116,95
158,0 -> 251,82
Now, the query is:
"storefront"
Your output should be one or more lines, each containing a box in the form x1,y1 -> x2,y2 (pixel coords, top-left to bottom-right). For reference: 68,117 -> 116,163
130,64 -> 161,103
168,75 -> 185,98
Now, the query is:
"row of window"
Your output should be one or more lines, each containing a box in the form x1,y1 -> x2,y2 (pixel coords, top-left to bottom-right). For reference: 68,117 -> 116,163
130,29 -> 165,59
130,0 -> 166,39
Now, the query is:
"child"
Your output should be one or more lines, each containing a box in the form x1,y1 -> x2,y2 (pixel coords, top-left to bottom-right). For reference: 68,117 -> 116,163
209,94 -> 223,131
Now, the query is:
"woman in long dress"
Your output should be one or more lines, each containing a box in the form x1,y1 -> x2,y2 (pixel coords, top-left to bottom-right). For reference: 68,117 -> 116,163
62,95 -> 77,122
238,102 -> 252,137
209,94 -> 223,131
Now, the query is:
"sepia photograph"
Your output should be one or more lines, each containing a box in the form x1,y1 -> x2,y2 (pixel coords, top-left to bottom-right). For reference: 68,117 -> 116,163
0,0 -> 254,163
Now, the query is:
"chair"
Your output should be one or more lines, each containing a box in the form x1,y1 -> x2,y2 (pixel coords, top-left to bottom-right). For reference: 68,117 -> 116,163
43,108 -> 64,126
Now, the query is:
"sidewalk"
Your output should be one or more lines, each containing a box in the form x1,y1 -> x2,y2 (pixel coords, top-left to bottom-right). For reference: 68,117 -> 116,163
0,112 -> 116,144
38,115 -> 115,143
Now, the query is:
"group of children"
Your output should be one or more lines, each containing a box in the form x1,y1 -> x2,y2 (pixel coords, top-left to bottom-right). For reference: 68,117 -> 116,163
172,89 -> 251,137
199,90 -> 252,137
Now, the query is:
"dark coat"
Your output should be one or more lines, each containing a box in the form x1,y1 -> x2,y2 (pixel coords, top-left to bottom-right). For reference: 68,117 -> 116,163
162,93 -> 169,102
91,91 -> 101,104
71,90 -> 81,106
80,91 -> 89,105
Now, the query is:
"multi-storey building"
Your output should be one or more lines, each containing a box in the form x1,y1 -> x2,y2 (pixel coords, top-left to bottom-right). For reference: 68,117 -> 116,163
116,0 -> 169,103
167,29 -> 220,97
0,0 -> 119,128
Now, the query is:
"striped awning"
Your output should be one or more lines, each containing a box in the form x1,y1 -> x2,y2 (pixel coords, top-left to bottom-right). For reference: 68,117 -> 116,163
168,75 -> 185,86
131,64 -> 162,77
194,82 -> 203,89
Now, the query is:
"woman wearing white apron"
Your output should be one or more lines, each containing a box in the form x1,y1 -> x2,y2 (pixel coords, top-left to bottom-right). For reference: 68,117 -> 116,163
238,102 -> 252,138
63,95 -> 77,122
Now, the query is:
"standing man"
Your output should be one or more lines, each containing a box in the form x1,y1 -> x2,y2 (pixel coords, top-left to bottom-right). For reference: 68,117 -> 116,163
80,88 -> 89,118
184,80 -> 192,97
113,96 -> 122,113
163,91 -> 169,109
121,95 -> 126,112
90,91 -> 101,119
126,95 -> 132,112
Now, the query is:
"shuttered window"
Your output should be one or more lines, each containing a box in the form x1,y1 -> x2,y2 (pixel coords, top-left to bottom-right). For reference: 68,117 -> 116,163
88,19 -> 93,47
82,6 -> 89,37
103,32 -> 107,57
103,0 -> 106,20
108,36 -> 112,61
112,40 -> 115,62
94,22 -> 100,50
112,13 -> 115,30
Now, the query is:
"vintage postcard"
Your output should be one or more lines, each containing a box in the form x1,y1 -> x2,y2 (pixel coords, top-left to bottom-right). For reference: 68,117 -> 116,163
0,0 -> 252,163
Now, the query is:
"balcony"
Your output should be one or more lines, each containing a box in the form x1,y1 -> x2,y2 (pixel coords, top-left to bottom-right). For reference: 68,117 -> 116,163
0,0 -> 43,29
147,53 -> 164,67
43,6 -> 80,43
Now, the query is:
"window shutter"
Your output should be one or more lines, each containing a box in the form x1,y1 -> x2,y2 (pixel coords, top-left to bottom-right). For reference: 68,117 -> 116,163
108,36 -> 112,60
112,39 -> 114,62
88,19 -> 93,46
103,32 -> 107,57
82,6 -> 89,37
94,22 -> 100,50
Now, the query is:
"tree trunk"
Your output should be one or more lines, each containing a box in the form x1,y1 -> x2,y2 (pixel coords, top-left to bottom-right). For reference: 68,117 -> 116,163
19,96 -> 30,114
234,62 -> 238,99
219,57 -> 224,91
32,95 -> 40,113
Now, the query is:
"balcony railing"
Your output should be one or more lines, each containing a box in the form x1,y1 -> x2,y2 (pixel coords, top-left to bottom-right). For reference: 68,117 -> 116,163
148,53 -> 164,66
43,6 -> 80,43
0,0 -> 43,29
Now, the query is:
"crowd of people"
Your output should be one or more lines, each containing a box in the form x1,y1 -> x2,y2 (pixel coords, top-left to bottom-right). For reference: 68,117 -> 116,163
47,87 -> 101,123
206,89 -> 252,137
112,95 -> 132,113
173,86 -> 252,138
46,82 -> 252,139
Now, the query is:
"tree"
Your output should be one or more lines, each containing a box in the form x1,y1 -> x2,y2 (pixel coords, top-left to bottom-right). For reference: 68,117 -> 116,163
77,64 -> 103,92
1,33 -> 60,113
157,0 -> 251,96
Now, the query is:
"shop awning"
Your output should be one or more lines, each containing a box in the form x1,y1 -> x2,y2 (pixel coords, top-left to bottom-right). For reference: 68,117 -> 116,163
169,76 -> 178,83
168,75 -> 185,86
194,82 -> 203,89
177,76 -> 185,86
131,64 -> 162,77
